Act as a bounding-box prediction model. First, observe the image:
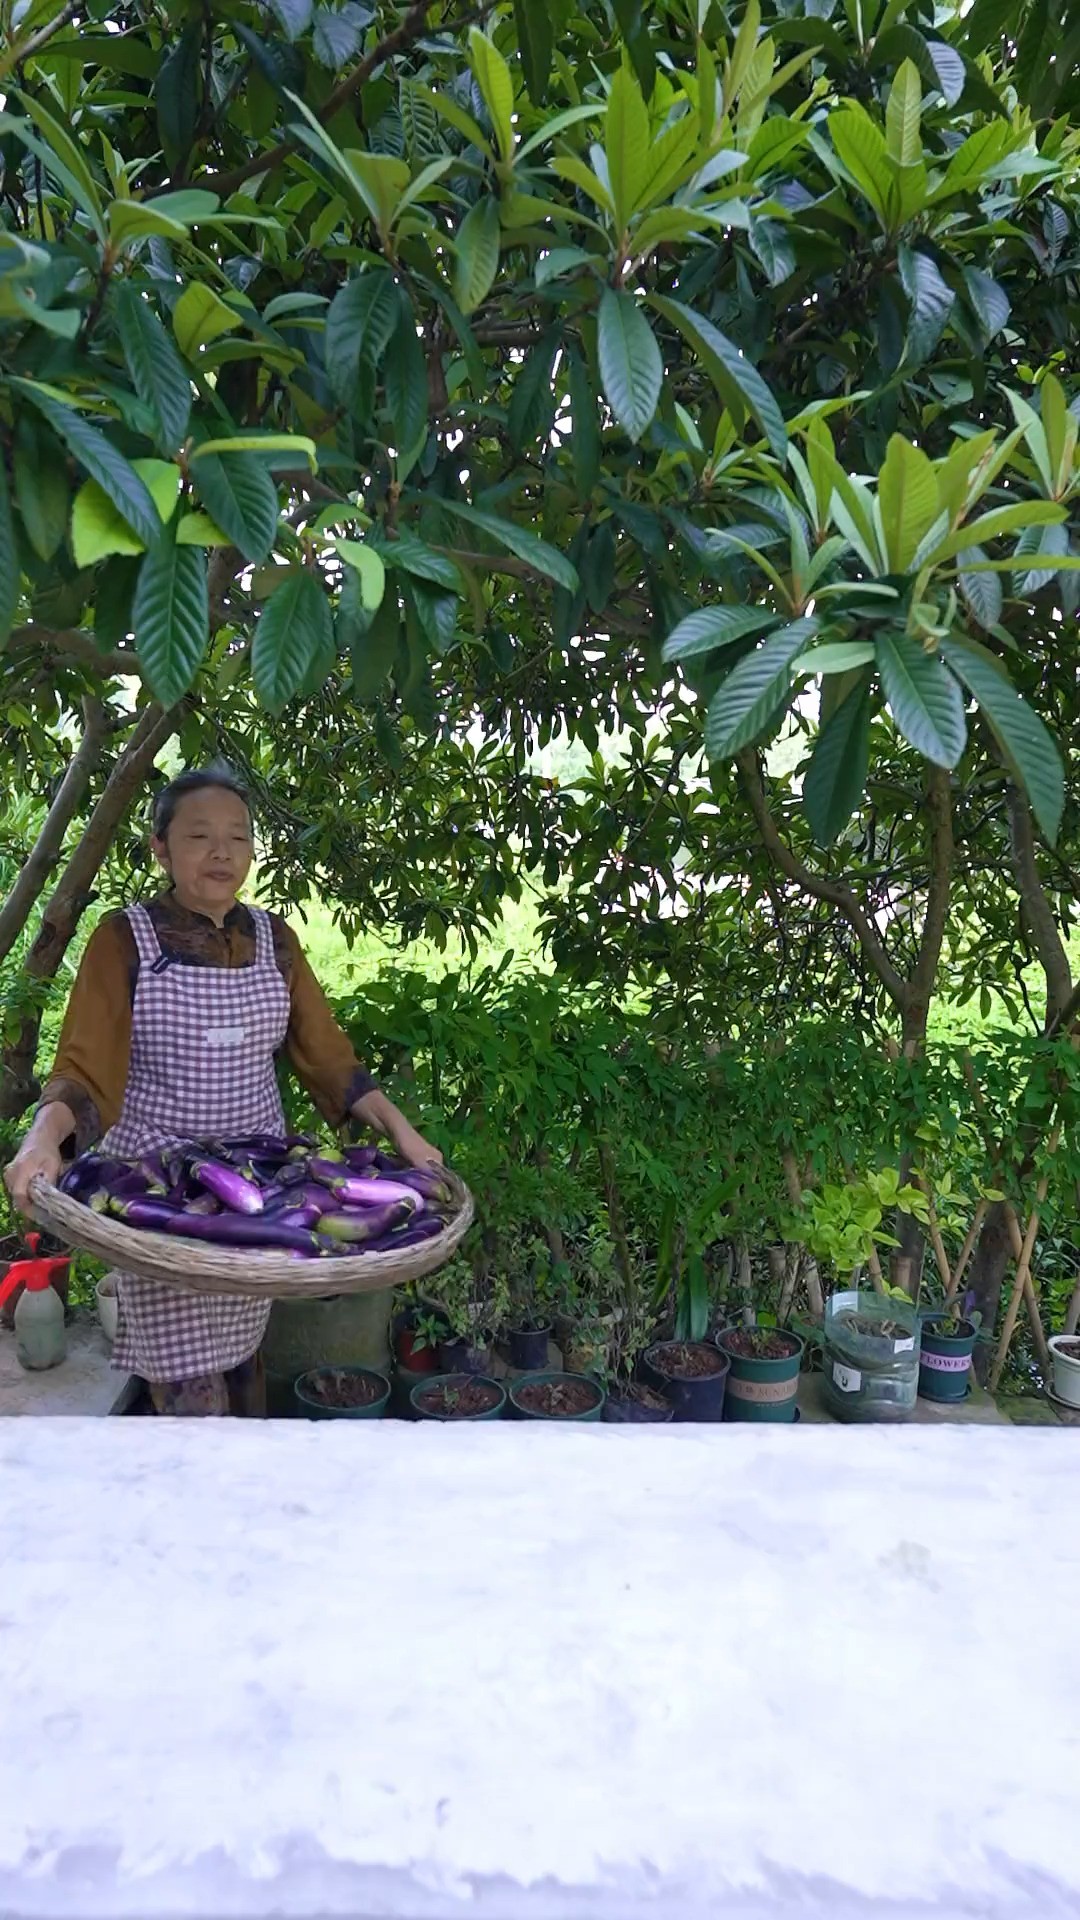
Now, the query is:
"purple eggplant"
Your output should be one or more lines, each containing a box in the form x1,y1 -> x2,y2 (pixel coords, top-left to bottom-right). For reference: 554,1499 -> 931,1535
395,1167 -> 452,1204
361,1215 -> 446,1252
106,1195 -> 186,1231
262,1181 -> 341,1216
163,1211 -> 321,1253
309,1159 -> 419,1211
185,1193 -> 222,1216
315,1201 -> 414,1245
189,1157 -> 264,1215
342,1145 -> 378,1170
59,1154 -> 131,1200
374,1150 -> 405,1172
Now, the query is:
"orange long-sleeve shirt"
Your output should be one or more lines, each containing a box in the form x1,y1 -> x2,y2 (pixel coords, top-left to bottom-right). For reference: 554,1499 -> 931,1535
37,893 -> 377,1151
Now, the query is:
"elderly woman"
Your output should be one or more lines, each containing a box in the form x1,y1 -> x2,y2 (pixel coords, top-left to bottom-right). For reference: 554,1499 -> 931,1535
3,765 -> 440,1416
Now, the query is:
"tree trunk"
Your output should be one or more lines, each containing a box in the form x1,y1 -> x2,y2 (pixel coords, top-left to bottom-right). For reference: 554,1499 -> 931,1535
0,697 -> 109,966
0,702 -> 180,1123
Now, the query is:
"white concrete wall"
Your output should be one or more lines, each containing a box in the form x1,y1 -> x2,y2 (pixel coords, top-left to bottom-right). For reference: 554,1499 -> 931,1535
1,1421 -> 1077,1920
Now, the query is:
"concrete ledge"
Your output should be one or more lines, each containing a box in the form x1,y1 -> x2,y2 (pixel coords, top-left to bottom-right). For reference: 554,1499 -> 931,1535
1,1421 -> 1077,1920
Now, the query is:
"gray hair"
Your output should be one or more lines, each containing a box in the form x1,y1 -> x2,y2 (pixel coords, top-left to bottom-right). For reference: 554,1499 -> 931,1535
151,761 -> 252,841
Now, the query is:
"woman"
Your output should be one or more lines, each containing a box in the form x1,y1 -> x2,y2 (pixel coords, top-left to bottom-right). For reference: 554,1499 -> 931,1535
3,765 -> 441,1416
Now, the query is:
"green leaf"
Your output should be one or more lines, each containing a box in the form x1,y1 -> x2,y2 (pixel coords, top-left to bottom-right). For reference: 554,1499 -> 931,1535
798,640 -> 877,673
598,289 -> 662,444
663,604 -> 782,663
9,93 -> 106,239
957,550 -> 1003,629
828,106 -> 893,225
513,0 -> 553,103
898,244 -> 954,366
11,380 -> 162,549
312,2 -> 373,68
435,499 -> 579,591
878,434 -> 940,572
347,587 -> 400,702
606,64 -> 649,231
567,347 -> 600,500
0,459 -> 17,647
115,286 -> 192,454
927,38 -> 965,105
133,523 -> 209,706
941,635 -> 1063,842
252,568 -> 333,711
324,269 -> 398,412
155,25 -> 201,174
535,246 -> 596,288
803,675 -> 871,846
380,529 -> 462,591
190,449 -> 278,563
94,557 -> 138,654
385,292 -> 428,476
173,283 -> 243,359
930,499 -> 1065,566
705,619 -> 819,757
876,631 -> 966,767
508,326 -> 560,451
963,267 -> 1010,341
176,512 -> 231,548
650,295 -> 787,458
886,59 -> 922,167
334,540 -> 386,611
268,0 -> 313,37
12,418 -> 68,563
469,25 -> 515,163
453,195 -> 501,315
72,460 -> 180,567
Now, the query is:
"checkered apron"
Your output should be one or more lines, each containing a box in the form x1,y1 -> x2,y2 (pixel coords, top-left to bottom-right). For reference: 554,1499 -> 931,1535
104,903 -> 289,1383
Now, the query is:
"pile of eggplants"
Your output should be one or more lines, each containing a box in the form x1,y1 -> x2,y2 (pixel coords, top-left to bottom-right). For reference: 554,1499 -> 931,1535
56,1134 -> 454,1259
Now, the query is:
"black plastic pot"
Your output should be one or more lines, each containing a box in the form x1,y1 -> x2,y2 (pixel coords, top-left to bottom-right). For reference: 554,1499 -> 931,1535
645,1340 -> 731,1422
509,1323 -> 552,1370
603,1386 -> 674,1424
437,1334 -> 492,1376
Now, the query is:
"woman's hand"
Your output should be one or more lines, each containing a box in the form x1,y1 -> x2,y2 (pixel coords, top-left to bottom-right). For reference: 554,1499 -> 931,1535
389,1119 -> 444,1168
3,1139 -> 63,1216
351,1089 -> 443,1167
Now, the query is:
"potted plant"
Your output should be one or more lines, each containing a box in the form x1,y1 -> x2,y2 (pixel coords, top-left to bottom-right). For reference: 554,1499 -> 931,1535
644,1339 -> 730,1420
294,1365 -> 391,1420
918,1301 -> 979,1404
410,1372 -> 506,1421
393,1307 -> 446,1374
506,1234 -> 559,1370
601,1303 -> 672,1423
1047,1334 -> 1080,1409
717,1321 -> 805,1423
433,1261 -> 507,1375
509,1370 -> 606,1421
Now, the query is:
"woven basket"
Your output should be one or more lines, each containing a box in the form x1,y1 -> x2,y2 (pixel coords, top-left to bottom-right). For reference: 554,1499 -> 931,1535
27,1171 -> 474,1300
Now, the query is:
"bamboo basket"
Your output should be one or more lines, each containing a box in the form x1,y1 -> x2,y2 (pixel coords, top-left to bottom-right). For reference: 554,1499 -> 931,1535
27,1171 -> 474,1300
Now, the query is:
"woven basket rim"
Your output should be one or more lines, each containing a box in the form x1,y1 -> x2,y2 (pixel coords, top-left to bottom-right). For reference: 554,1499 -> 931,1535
27,1170 -> 474,1299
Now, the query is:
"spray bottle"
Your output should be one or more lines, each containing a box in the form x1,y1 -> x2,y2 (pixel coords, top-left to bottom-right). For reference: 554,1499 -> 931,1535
0,1234 -> 69,1370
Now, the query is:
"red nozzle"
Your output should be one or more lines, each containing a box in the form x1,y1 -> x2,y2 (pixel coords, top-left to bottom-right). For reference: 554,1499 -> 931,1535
0,1235 -> 70,1308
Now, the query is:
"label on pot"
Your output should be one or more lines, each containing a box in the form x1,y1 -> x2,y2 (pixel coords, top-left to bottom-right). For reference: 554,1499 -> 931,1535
919,1350 -> 970,1374
726,1376 -> 798,1405
832,1363 -> 861,1393
894,1337 -> 915,1353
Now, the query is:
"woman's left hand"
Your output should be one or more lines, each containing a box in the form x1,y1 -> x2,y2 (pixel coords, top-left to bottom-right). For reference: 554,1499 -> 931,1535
390,1121 -> 443,1167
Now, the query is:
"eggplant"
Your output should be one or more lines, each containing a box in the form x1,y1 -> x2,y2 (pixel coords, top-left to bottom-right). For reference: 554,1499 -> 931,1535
106,1195 -> 186,1231
186,1193 -> 222,1216
263,1180 -> 341,1217
315,1201 -> 414,1244
163,1212 -> 322,1253
342,1145 -> 378,1170
309,1160 -> 419,1211
59,1155 -> 131,1199
218,1133 -> 314,1156
362,1215 -> 446,1252
395,1167 -> 452,1204
189,1157 -> 264,1215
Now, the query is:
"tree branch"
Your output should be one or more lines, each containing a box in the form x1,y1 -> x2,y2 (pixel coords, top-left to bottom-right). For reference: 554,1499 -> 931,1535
0,696 -> 109,966
0,0 -> 79,78
8,625 -> 135,679
905,765 -> 953,1054
200,0 -> 435,199
736,749 -> 908,1008
1007,783 -> 1073,1027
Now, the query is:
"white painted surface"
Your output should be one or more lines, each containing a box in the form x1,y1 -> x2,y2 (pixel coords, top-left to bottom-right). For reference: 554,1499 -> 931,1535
1,1421 -> 1078,1920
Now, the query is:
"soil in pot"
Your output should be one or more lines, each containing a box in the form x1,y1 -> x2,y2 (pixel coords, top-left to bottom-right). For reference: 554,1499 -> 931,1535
411,1373 -> 506,1421
508,1323 -> 553,1370
918,1317 -> 976,1404
718,1326 -> 804,1424
510,1370 -> 605,1421
603,1383 -> 673,1424
294,1365 -> 390,1420
645,1341 -> 730,1422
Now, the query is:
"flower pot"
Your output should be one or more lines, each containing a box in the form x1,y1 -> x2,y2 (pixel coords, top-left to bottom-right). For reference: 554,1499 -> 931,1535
395,1327 -> 439,1373
821,1290 -> 920,1423
96,1276 -> 119,1346
1048,1335 -> 1080,1409
436,1334 -> 492,1376
602,1384 -> 673,1424
717,1326 -> 804,1423
410,1372 -> 506,1421
918,1317 -> 976,1403
294,1365 -> 390,1420
265,1292 -> 394,1415
509,1370 -> 605,1421
508,1323 -> 552,1371
645,1341 -> 730,1422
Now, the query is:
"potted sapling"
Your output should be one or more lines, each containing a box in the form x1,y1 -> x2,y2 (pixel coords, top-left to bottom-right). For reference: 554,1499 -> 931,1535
716,1319 -> 805,1423
603,1305 -> 672,1424
918,1298 -> 980,1404
506,1235 -> 559,1371
645,1182 -> 733,1421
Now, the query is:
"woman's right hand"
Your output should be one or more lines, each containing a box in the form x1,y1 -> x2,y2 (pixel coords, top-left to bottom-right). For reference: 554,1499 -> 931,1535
3,1140 -> 62,1217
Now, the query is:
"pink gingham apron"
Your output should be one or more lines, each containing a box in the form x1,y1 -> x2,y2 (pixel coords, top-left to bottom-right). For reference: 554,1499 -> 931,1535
104,903 -> 289,1383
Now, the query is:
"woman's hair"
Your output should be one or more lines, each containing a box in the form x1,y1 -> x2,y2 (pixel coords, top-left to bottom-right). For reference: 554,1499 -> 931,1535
151,761 -> 253,841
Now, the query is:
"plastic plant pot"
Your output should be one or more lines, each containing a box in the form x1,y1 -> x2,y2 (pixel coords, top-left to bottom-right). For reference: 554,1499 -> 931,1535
294,1365 -> 390,1420
508,1369 -> 605,1421
436,1335 -> 492,1376
410,1372 -> 506,1421
918,1317 -> 977,1403
96,1276 -> 119,1346
602,1385 -> 674,1424
717,1325 -> 804,1422
508,1324 -> 553,1370
644,1341 -> 730,1422
1048,1335 -> 1080,1409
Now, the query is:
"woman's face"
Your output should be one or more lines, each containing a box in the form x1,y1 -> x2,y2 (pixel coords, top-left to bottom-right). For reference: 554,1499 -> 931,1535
152,787 -> 254,918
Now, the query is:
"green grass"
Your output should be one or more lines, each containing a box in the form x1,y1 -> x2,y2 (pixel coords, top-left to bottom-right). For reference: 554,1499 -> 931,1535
279,883 -> 550,996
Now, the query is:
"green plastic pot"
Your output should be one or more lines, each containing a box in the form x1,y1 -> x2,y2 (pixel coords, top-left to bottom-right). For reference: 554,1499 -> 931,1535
717,1326 -> 804,1423
508,1369 -> 605,1422
294,1365 -> 390,1420
918,1317 -> 976,1403
409,1372 -> 506,1421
